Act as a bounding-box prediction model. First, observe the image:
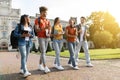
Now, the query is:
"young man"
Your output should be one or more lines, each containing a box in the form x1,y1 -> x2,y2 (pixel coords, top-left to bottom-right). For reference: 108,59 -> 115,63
34,6 -> 51,73
75,16 -> 93,67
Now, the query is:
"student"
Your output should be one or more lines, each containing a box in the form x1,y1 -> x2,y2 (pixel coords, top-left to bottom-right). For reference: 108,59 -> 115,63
14,14 -> 34,77
65,19 -> 79,70
75,16 -> 93,67
34,6 -> 51,73
52,17 -> 64,70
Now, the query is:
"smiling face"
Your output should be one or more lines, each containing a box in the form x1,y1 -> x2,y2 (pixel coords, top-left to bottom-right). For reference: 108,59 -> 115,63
80,17 -> 86,24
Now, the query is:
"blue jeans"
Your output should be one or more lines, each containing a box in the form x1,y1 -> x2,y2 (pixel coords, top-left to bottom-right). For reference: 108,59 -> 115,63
53,39 -> 63,66
38,38 -> 49,65
67,42 -> 76,67
75,41 -> 91,64
19,41 -> 31,73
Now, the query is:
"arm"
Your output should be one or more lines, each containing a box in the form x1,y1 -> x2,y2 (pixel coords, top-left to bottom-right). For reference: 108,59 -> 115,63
65,27 -> 76,38
14,25 -> 22,38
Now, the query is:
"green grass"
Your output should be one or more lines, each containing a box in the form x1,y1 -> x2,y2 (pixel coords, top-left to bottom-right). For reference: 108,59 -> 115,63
32,48 -> 120,60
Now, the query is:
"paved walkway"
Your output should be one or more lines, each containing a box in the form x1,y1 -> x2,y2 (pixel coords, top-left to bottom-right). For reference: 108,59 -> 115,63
0,52 -> 120,80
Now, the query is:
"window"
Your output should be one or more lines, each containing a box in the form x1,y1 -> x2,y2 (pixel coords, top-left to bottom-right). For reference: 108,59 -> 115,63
2,31 -> 7,38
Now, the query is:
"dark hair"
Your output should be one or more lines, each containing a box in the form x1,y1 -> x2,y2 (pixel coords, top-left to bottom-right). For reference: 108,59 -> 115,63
80,16 -> 86,20
53,17 -> 59,26
39,6 -> 48,13
20,14 -> 29,25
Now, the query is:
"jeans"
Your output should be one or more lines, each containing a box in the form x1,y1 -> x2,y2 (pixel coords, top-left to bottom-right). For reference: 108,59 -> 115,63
19,41 -> 31,73
53,39 -> 63,66
67,42 -> 76,67
75,41 -> 91,64
38,38 -> 49,65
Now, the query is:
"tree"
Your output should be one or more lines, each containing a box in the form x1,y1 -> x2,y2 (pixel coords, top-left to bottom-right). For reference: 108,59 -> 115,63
87,11 -> 120,48
93,30 -> 113,48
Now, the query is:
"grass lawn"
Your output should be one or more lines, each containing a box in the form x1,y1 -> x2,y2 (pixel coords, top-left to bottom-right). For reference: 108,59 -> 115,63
32,48 -> 120,60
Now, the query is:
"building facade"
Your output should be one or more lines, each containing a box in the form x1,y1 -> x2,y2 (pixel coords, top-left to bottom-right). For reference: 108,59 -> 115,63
0,0 -> 68,51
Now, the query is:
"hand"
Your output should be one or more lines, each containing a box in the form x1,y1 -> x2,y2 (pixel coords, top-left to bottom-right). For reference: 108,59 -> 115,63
78,30 -> 82,33
21,33 -> 31,37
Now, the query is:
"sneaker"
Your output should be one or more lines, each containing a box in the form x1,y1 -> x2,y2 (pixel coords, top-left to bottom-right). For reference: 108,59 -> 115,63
75,62 -> 78,66
38,65 -> 45,70
86,63 -> 94,67
68,64 -> 73,67
76,59 -> 80,62
56,65 -> 64,70
73,66 -> 79,70
23,71 -> 31,78
54,64 -> 57,68
19,69 -> 24,74
44,66 -> 50,73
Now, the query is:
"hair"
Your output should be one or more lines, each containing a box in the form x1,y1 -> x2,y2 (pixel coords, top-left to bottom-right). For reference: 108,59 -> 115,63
39,6 -> 48,13
69,18 -> 75,24
53,17 -> 59,26
80,16 -> 86,20
20,14 -> 30,25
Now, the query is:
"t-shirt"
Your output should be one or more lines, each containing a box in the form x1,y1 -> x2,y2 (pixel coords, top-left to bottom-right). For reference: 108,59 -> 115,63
66,26 -> 77,42
54,24 -> 63,40
24,26 -> 31,41
34,17 -> 51,38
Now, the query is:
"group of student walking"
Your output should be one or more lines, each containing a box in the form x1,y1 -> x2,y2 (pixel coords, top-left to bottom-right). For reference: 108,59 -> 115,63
14,6 -> 93,78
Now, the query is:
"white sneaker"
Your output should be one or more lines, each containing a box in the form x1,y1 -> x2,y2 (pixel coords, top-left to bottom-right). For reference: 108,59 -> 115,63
76,59 -> 80,62
56,65 -> 64,70
44,66 -> 50,73
23,71 -> 31,78
75,62 -> 78,66
68,64 -> 73,67
38,65 -> 45,70
73,66 -> 79,70
19,69 -> 24,74
86,63 -> 94,67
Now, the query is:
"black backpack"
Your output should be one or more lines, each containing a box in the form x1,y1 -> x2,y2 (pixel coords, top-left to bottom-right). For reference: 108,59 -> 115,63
10,24 -> 21,49
34,17 -> 40,36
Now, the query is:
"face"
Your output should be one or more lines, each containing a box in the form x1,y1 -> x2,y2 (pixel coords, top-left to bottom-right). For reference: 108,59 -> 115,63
80,18 -> 86,24
69,20 -> 74,27
56,19 -> 60,24
41,11 -> 47,18
25,16 -> 30,24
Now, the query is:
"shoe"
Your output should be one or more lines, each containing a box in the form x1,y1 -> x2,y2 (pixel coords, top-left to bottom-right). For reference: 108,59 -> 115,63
55,65 -> 64,70
38,65 -> 45,70
75,62 -> 78,66
19,69 -> 24,74
76,59 -> 80,62
73,66 -> 79,70
44,66 -> 50,73
86,63 -> 94,67
23,71 -> 31,78
68,64 -> 73,67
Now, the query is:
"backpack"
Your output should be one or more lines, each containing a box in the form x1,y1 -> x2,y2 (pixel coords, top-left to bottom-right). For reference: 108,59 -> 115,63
34,17 -> 40,36
50,26 -> 54,41
10,24 -> 21,49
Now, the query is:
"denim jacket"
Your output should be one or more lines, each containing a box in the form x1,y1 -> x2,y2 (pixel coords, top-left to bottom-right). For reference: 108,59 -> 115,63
14,24 -> 34,47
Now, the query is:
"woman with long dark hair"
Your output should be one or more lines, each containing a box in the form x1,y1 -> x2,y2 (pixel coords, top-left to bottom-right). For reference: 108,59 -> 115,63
52,17 -> 64,70
14,14 -> 34,77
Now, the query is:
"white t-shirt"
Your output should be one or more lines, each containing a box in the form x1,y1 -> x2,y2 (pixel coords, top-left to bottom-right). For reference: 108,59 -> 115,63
24,26 -> 31,41
80,25 -> 85,41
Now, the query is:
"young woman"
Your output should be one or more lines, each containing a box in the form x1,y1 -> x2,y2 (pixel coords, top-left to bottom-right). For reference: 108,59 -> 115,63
14,14 -> 34,77
52,17 -> 64,70
65,19 -> 79,70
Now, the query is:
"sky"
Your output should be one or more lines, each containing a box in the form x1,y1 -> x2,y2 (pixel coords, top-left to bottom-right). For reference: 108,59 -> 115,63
12,0 -> 120,24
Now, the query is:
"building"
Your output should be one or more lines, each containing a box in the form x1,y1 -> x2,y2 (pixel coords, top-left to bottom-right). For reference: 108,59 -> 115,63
0,0 -> 68,51
0,0 -> 20,51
